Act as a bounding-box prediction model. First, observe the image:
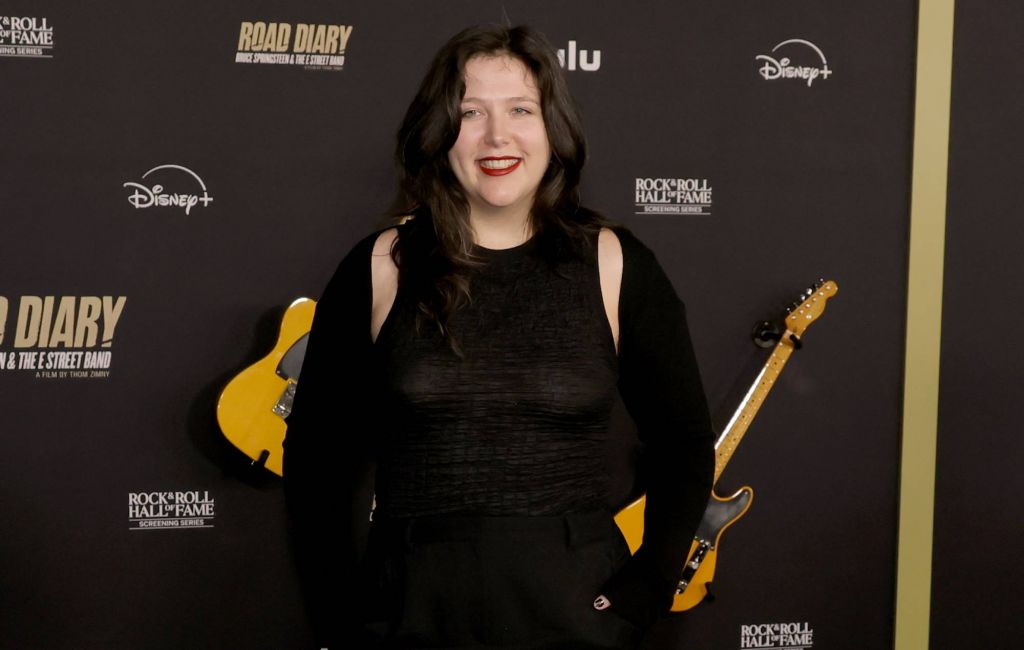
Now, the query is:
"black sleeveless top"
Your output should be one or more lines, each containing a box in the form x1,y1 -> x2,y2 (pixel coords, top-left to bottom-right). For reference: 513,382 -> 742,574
285,224 -> 714,637
371,234 -> 619,518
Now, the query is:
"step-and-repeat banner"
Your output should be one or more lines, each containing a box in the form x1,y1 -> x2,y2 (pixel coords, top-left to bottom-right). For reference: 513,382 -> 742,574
1,2 -> 917,648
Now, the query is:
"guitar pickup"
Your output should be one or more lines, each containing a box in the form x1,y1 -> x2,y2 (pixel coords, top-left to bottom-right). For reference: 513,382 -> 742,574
272,380 -> 297,418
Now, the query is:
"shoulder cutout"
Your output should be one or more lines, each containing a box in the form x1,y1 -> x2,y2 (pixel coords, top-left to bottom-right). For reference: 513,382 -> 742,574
597,227 -> 623,355
370,228 -> 399,343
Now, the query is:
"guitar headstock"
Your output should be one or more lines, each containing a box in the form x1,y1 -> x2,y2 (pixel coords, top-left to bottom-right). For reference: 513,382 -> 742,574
785,280 -> 838,337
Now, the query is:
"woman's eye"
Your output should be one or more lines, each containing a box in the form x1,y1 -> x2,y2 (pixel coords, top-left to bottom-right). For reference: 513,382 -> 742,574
462,108 -> 481,118
511,106 -> 531,115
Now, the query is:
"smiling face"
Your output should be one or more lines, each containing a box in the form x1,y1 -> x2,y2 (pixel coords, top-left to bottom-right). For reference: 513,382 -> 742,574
447,54 -> 551,230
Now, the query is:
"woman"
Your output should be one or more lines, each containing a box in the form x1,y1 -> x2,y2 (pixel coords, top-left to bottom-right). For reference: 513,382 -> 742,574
283,25 -> 714,650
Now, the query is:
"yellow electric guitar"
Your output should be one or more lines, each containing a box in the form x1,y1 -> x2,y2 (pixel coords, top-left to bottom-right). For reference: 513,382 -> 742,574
216,298 -> 316,476
614,280 -> 838,610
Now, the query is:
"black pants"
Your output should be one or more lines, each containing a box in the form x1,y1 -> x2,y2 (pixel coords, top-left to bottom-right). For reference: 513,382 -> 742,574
356,510 -> 643,649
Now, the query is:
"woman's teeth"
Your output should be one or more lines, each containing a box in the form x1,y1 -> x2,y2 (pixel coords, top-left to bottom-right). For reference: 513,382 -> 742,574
480,158 -> 520,169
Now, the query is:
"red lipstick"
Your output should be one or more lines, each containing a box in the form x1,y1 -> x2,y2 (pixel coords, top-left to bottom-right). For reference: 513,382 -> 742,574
478,157 -> 521,176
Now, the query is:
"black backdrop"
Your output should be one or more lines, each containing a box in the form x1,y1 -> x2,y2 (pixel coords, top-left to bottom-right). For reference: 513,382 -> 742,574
931,2 -> 1024,648
1,2 -> 927,649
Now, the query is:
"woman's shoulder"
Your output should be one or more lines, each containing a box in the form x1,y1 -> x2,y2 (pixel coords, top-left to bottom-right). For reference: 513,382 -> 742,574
320,221 -> 406,302
370,227 -> 400,302
604,224 -> 655,260
576,224 -> 659,280
370,215 -> 416,258
373,214 -> 415,248
372,227 -> 399,254
601,225 -> 681,313
330,220 -> 408,271
596,227 -> 624,278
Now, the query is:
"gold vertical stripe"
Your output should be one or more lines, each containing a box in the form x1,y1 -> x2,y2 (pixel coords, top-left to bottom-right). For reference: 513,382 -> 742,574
895,1 -> 955,648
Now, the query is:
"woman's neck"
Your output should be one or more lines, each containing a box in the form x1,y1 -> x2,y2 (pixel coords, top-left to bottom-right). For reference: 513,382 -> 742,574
469,212 -> 533,250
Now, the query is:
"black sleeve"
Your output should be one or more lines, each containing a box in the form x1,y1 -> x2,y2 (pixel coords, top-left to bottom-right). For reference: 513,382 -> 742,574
282,231 -> 380,648
599,226 -> 715,629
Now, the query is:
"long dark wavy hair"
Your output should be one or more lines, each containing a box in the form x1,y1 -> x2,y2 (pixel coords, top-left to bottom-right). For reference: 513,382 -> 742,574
391,25 -> 607,351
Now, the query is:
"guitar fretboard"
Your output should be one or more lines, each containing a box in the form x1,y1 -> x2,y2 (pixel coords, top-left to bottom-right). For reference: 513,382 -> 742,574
713,337 -> 796,482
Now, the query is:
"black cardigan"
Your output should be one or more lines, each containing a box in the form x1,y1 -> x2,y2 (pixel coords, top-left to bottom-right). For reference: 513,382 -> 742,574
283,225 -> 714,645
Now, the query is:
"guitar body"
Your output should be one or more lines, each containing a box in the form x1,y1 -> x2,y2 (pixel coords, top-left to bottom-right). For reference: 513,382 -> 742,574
216,298 -> 316,476
614,487 -> 754,611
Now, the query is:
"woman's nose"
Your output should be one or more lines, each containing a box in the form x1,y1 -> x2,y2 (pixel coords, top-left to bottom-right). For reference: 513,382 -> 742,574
484,114 -> 510,146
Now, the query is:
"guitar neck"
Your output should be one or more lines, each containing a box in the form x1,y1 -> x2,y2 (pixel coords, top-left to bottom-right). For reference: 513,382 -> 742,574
712,333 -> 797,483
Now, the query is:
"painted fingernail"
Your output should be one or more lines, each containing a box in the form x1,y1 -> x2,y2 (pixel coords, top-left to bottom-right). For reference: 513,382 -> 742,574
593,595 -> 610,610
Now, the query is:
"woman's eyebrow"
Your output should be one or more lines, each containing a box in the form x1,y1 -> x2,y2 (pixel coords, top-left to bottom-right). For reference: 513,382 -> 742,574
461,96 -> 540,104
